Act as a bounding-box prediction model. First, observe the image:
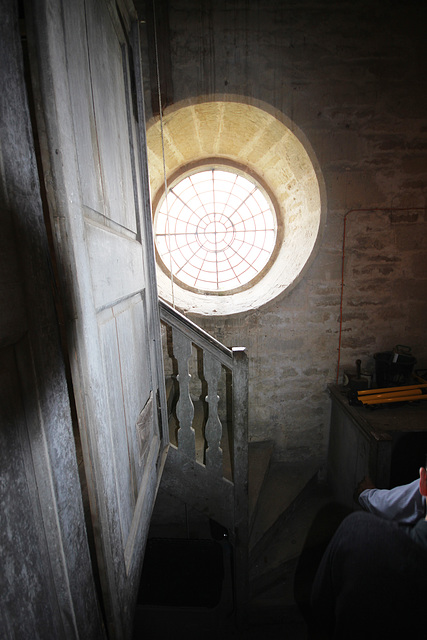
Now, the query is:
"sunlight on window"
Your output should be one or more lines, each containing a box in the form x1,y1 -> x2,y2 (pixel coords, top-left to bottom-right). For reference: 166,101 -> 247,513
154,168 -> 277,292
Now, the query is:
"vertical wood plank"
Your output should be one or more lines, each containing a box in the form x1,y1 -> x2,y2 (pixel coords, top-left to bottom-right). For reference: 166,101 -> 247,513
204,352 -> 223,476
172,327 -> 196,459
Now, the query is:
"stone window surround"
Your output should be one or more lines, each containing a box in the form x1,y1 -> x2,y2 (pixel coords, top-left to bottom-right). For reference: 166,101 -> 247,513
146,97 -> 327,316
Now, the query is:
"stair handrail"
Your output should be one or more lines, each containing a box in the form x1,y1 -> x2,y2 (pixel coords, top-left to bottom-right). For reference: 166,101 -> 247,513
159,299 -> 234,365
158,298 -> 249,614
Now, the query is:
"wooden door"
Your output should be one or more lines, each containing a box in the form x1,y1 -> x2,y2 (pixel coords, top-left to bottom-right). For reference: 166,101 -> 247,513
26,0 -> 168,637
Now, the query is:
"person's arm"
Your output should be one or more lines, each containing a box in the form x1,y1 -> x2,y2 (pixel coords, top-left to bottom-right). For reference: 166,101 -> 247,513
357,478 -> 425,524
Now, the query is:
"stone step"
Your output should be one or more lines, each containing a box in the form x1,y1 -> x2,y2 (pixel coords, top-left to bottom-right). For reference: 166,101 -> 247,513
248,440 -> 274,526
250,473 -> 335,583
249,459 -> 321,551
249,580 -> 307,629
249,477 -> 350,620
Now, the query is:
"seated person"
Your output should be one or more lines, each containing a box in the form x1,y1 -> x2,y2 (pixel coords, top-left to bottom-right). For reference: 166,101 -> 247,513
309,467 -> 427,639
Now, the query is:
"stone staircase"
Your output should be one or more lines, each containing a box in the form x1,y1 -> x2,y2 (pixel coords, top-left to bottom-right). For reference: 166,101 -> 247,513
133,303 -> 340,638
247,449 -> 339,629
133,434 -> 338,639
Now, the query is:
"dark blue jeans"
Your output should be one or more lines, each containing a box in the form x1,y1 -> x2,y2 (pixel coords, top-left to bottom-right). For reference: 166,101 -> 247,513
310,512 -> 427,639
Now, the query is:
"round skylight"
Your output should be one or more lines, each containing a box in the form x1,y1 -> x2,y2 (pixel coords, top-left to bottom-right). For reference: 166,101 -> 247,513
154,167 -> 277,293
146,100 -> 325,316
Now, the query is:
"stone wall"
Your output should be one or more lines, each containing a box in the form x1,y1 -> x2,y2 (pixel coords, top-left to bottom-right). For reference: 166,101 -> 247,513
141,0 -> 427,463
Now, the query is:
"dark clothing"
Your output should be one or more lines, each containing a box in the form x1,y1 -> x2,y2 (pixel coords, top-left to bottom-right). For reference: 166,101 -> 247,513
408,517 -> 427,550
310,512 -> 427,639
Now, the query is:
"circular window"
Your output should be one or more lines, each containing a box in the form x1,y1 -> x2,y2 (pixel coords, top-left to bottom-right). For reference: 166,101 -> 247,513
154,167 -> 278,293
146,100 -> 326,316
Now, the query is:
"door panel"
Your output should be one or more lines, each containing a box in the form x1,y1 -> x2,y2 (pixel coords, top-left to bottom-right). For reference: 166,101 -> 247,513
97,292 -> 156,546
86,0 -> 137,231
27,0 -> 167,637
85,221 -> 145,310
113,294 -> 154,486
98,307 -> 136,545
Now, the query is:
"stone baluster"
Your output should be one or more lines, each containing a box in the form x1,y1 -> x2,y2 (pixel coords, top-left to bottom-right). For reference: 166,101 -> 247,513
172,327 -> 195,459
203,351 -> 223,476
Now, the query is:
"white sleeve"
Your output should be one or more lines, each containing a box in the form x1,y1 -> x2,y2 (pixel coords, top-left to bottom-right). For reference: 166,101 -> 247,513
358,479 -> 425,524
